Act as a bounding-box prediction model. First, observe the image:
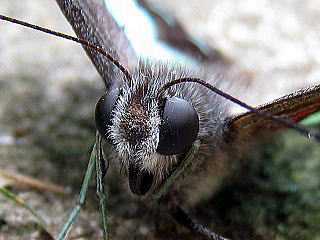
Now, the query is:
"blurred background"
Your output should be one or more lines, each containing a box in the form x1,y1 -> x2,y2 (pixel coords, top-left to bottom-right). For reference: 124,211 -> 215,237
0,0 -> 320,239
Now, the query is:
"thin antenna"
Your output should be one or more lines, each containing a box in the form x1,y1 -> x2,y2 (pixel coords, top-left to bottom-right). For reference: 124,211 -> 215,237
0,14 -> 132,81
2,14 -> 318,141
159,77 -> 320,142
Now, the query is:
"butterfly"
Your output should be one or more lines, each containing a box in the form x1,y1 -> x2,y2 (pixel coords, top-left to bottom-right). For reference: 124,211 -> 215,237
0,1 -> 318,240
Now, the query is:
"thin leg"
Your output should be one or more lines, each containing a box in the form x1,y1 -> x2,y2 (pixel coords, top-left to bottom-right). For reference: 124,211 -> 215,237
172,206 -> 229,240
95,134 -> 109,240
56,135 -> 97,240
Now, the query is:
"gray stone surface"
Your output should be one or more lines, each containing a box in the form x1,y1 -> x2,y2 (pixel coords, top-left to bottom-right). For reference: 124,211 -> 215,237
147,0 -> 320,113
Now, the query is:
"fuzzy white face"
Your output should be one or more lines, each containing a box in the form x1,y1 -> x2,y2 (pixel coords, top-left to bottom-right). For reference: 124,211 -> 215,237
95,60 -> 227,197
107,75 -> 180,195
109,78 -> 163,172
106,72 -> 189,196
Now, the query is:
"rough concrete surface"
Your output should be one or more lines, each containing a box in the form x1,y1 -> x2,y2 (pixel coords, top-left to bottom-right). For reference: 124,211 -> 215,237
148,0 -> 320,107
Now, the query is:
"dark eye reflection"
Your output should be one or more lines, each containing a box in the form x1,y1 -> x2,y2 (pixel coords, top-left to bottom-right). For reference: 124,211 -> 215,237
95,87 -> 199,156
156,96 -> 199,155
95,87 -> 119,141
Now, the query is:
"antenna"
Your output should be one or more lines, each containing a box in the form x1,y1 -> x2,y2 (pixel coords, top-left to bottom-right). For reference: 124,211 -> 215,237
1,14 -> 319,142
0,14 -> 132,81
159,77 -> 320,142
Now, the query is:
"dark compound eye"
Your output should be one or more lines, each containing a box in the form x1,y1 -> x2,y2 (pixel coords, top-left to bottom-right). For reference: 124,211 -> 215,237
156,96 -> 199,155
95,87 -> 119,141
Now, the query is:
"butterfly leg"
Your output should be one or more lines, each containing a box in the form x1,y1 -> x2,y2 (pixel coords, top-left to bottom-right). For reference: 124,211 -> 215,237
172,206 -> 229,240
56,134 -> 98,240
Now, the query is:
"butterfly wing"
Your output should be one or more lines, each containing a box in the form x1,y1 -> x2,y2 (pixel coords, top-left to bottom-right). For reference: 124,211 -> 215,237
229,85 -> 320,139
136,0 -> 253,89
55,0 -> 138,87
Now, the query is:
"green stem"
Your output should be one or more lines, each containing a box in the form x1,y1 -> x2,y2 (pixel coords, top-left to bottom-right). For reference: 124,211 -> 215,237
153,141 -> 200,200
0,187 -> 53,236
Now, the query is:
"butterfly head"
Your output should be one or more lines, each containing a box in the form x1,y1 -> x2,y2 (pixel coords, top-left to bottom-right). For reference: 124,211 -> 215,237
95,65 -> 199,196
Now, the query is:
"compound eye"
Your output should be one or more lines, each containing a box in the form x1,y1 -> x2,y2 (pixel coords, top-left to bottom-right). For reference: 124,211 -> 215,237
95,87 -> 119,141
156,96 -> 199,155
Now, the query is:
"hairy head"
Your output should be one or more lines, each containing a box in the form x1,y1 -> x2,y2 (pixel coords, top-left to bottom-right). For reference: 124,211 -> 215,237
95,60 -> 228,196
